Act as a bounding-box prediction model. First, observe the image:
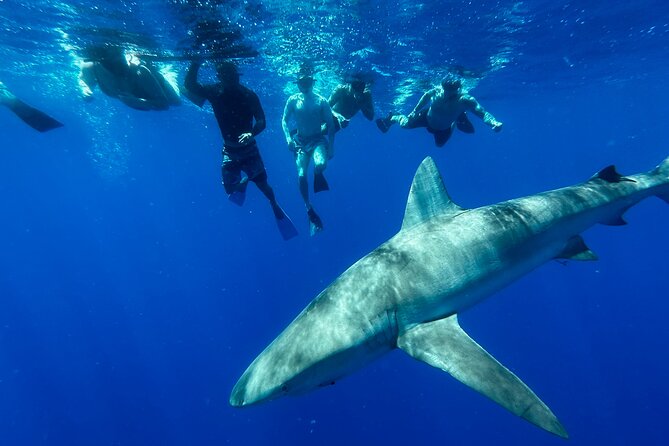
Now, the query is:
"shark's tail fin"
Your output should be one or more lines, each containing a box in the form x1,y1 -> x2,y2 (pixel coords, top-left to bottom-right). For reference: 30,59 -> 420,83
651,156 -> 669,204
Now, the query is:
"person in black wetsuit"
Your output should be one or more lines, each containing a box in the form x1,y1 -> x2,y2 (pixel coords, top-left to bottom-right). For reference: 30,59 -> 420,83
185,60 -> 297,240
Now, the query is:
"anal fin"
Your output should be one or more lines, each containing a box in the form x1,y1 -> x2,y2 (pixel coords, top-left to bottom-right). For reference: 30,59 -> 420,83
398,315 -> 568,438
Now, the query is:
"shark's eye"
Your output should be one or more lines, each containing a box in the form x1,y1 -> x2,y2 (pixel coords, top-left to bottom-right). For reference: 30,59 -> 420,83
281,385 -> 288,392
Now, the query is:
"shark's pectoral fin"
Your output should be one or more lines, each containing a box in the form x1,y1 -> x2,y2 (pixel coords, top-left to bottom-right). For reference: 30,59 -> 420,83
398,316 -> 568,438
556,235 -> 598,261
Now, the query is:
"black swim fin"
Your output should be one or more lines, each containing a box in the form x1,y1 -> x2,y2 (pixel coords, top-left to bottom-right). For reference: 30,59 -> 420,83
456,112 -> 475,133
375,114 -> 393,133
307,207 -> 323,236
272,204 -> 299,240
6,98 -> 63,132
313,172 -> 329,193
228,177 -> 248,206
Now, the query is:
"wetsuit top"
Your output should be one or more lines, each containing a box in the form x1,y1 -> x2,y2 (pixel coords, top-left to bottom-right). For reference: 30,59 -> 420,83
185,64 -> 265,147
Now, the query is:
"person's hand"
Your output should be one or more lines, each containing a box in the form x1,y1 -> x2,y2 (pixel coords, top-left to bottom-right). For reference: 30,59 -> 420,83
491,121 -> 503,132
81,86 -> 94,101
239,132 -> 253,144
398,115 -> 409,126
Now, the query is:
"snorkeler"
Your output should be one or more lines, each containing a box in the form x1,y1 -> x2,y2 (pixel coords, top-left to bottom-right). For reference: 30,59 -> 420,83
0,81 -> 63,132
79,45 -> 181,111
376,75 -> 502,147
185,60 -> 298,241
327,75 -> 375,131
282,72 -> 336,236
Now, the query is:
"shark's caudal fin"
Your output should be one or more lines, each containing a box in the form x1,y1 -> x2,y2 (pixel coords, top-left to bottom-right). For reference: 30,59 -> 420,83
398,316 -> 568,438
652,156 -> 669,204
401,157 -> 465,230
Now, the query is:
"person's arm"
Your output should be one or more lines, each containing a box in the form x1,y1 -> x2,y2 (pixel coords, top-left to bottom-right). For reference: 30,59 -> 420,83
359,85 -> 374,120
239,92 -> 266,145
184,62 -> 208,99
463,95 -> 503,132
328,85 -> 345,107
408,88 -> 434,117
321,98 -> 336,158
251,93 -> 266,136
282,97 -> 296,150
396,89 -> 434,126
78,62 -> 97,100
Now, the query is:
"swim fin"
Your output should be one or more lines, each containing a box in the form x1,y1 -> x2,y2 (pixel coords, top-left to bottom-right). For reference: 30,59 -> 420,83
456,112 -> 475,133
272,204 -> 299,240
5,98 -> 63,132
228,177 -> 248,206
307,207 -> 323,236
313,172 -> 329,193
375,114 -> 393,133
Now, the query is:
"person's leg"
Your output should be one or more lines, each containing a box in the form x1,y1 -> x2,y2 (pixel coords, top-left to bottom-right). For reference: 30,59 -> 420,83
432,127 -> 453,147
240,149 -> 298,239
252,171 -> 289,220
222,154 -> 243,194
401,109 -> 429,129
456,112 -> 475,133
295,149 -> 323,235
295,150 -> 312,207
222,154 -> 247,205
312,143 -> 329,193
254,173 -> 276,204
243,149 -> 276,204
378,109 -> 428,133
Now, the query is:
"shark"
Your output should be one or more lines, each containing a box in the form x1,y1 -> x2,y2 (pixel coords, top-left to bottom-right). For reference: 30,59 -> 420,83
230,155 -> 669,438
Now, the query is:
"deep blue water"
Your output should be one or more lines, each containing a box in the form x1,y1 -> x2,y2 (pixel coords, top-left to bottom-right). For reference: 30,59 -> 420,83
1,1 -> 669,445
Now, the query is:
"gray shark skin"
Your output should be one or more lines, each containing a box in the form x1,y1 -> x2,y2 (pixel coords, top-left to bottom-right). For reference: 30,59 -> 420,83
230,156 -> 669,438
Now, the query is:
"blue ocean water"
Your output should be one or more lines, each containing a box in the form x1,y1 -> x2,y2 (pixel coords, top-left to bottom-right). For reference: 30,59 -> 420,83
1,0 -> 669,444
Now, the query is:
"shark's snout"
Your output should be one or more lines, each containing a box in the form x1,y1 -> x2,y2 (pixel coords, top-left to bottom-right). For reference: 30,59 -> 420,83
229,362 -> 288,408
229,370 -> 260,407
229,379 -> 247,407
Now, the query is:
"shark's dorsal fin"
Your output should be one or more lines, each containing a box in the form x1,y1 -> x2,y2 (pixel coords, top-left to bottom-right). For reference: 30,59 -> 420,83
590,165 -> 636,183
402,157 -> 464,230
398,315 -> 568,438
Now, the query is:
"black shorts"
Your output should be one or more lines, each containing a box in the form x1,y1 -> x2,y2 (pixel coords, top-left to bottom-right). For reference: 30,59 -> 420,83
405,109 -> 453,147
222,143 -> 267,188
